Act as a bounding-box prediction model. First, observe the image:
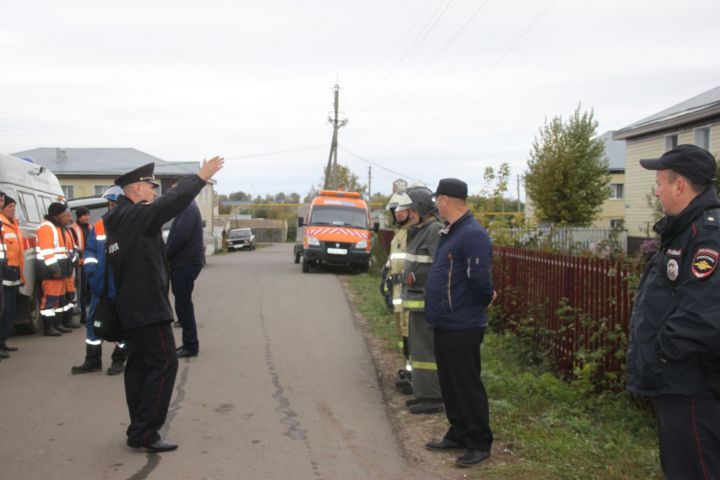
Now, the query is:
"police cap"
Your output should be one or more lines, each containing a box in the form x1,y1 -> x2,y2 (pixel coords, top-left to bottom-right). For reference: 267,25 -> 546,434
114,162 -> 160,188
640,144 -> 717,185
433,178 -> 468,199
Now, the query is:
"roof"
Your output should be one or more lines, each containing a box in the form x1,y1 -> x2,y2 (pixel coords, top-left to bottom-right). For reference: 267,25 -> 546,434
597,131 -> 625,172
615,85 -> 720,139
10,147 -> 198,177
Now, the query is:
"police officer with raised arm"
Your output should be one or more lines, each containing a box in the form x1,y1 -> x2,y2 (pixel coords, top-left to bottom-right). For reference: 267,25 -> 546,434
106,157 -> 223,453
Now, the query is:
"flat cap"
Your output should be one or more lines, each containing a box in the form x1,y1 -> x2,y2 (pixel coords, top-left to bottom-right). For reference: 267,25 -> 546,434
433,178 -> 468,199
114,162 -> 160,188
3,195 -> 16,206
48,202 -> 68,217
640,144 -> 717,185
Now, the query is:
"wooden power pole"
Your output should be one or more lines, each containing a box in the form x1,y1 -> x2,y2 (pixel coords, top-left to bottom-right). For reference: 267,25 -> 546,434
323,84 -> 347,190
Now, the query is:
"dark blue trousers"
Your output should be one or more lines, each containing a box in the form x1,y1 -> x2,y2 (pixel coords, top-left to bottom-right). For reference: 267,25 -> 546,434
124,322 -> 178,445
1,285 -> 17,344
655,394 -> 720,480
170,263 -> 202,353
434,326 -> 493,451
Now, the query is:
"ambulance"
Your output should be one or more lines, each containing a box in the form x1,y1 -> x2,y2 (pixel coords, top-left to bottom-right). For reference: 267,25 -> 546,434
0,153 -> 65,333
296,190 -> 379,273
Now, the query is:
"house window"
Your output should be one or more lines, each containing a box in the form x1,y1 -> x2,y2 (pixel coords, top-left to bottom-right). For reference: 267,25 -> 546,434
94,185 -> 113,196
694,127 -> 711,151
61,185 -> 75,199
609,183 -> 624,199
610,219 -> 625,229
665,134 -> 678,150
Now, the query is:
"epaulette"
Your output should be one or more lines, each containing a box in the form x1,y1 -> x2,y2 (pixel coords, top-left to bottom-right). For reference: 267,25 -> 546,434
703,209 -> 720,230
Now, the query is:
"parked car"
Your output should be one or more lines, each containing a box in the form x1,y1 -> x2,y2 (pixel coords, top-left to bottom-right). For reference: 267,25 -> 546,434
227,228 -> 256,251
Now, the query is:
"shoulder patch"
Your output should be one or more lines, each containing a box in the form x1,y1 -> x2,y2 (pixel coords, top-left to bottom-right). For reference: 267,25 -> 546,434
692,248 -> 719,279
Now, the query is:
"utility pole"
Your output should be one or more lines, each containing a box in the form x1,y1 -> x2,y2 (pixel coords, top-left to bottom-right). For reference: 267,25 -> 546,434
368,166 -> 372,200
517,174 -> 521,212
323,84 -> 348,190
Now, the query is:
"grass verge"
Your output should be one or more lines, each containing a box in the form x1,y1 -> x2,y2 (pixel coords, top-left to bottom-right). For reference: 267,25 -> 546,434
346,272 -> 663,480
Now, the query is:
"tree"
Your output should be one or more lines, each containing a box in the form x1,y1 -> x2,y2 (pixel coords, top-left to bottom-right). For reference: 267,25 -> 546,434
321,164 -> 366,195
229,191 -> 250,201
525,105 -> 609,226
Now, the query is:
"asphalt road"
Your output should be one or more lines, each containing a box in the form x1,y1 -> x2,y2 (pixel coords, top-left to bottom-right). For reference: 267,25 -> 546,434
0,243 -> 439,480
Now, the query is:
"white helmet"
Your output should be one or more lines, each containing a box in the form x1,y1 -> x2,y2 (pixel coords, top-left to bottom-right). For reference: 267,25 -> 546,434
394,191 -> 413,212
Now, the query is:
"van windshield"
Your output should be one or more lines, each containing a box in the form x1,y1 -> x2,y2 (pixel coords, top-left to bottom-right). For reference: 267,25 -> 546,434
309,205 -> 367,229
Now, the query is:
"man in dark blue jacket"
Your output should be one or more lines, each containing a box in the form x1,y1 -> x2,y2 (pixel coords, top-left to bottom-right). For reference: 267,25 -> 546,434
627,145 -> 720,479
424,178 -> 495,468
166,184 -> 205,358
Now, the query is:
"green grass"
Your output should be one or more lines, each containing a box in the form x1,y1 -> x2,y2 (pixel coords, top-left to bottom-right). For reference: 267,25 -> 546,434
346,273 -> 663,480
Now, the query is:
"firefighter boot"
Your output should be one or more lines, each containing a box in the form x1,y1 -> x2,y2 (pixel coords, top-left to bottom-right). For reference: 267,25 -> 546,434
53,316 -> 72,333
42,316 -> 62,337
62,311 -> 81,329
107,345 -> 127,375
71,344 -> 102,374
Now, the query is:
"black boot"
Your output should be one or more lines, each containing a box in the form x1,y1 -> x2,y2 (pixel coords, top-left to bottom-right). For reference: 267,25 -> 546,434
62,311 -> 81,329
71,344 -> 102,374
54,314 -> 72,333
43,316 -> 62,337
107,344 -> 127,375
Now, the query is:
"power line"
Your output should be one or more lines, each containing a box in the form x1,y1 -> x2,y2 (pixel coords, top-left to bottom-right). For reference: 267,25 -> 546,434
339,145 -> 426,185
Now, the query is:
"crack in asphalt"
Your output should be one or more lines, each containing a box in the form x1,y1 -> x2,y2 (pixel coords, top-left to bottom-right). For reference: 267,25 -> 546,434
258,287 -> 322,479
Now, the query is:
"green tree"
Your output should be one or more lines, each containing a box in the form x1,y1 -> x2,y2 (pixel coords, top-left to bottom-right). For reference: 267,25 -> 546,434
525,105 -> 609,226
229,191 -> 249,201
321,164 -> 366,195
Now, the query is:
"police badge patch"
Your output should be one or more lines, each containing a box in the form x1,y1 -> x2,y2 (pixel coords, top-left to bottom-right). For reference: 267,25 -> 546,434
691,248 -> 719,279
666,259 -> 679,281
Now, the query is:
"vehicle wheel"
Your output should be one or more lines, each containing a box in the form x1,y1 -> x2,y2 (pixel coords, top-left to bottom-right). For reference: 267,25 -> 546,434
294,252 -> 301,264
302,257 -> 311,273
14,285 -> 42,335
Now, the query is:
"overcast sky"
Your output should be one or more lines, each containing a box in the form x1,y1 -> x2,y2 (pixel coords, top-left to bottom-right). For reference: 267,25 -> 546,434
1,0 -> 719,198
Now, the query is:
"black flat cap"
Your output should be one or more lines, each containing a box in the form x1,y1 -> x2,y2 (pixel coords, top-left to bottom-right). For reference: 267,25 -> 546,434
434,178 -> 468,199
640,144 -> 717,185
3,195 -> 16,206
114,162 -> 160,188
48,202 -> 68,217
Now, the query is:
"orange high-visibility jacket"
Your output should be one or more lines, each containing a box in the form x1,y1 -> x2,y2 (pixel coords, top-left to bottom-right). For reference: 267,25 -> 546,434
0,212 -> 25,286
36,220 -> 74,279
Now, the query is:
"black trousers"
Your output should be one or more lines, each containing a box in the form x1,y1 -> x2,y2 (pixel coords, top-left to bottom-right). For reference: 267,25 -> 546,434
170,263 -> 202,353
123,322 -> 178,445
655,394 -> 720,480
434,326 -> 492,451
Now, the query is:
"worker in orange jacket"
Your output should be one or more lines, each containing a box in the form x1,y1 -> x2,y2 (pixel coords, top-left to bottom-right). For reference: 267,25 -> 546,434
0,196 -> 25,353
36,202 -> 76,336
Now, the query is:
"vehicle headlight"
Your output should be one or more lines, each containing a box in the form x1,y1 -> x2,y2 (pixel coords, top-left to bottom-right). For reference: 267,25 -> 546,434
355,240 -> 368,249
308,236 -> 321,246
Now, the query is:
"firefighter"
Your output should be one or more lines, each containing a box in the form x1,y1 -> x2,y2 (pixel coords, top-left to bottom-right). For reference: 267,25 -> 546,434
0,196 -> 24,354
37,202 -> 76,337
401,186 -> 444,414
71,186 -> 127,375
382,192 -> 414,394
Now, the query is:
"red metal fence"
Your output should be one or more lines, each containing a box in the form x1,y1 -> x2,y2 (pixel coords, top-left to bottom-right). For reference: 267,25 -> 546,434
492,247 -> 638,380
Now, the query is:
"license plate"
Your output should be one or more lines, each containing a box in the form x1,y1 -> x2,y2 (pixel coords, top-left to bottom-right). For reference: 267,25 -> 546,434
327,248 -> 347,255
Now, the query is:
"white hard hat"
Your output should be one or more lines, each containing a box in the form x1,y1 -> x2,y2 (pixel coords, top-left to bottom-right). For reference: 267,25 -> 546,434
394,192 -> 412,212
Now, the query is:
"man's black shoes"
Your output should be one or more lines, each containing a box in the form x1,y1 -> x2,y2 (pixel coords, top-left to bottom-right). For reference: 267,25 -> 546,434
128,439 -> 178,453
426,438 -> 466,450
455,449 -> 490,467
176,347 -> 198,358
0,344 -> 18,352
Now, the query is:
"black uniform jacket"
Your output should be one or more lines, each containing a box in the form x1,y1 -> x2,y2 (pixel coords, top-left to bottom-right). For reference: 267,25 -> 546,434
105,175 -> 206,330
627,187 -> 720,398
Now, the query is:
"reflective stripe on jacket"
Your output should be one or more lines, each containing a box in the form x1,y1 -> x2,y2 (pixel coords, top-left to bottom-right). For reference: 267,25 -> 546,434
0,213 -> 25,286
36,220 -> 73,278
401,215 -> 443,311
389,227 -> 408,313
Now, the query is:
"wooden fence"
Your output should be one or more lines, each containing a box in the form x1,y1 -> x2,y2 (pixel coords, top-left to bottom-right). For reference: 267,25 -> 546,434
492,246 -> 638,380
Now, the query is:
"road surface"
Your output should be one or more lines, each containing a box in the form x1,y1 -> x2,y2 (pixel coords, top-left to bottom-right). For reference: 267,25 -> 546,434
0,243 -> 439,480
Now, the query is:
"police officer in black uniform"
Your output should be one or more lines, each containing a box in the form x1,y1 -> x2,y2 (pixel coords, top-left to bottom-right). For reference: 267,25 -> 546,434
627,144 -> 720,479
107,157 -> 223,452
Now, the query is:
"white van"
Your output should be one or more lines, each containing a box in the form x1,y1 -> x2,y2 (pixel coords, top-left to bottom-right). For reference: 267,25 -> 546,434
0,153 -> 65,333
